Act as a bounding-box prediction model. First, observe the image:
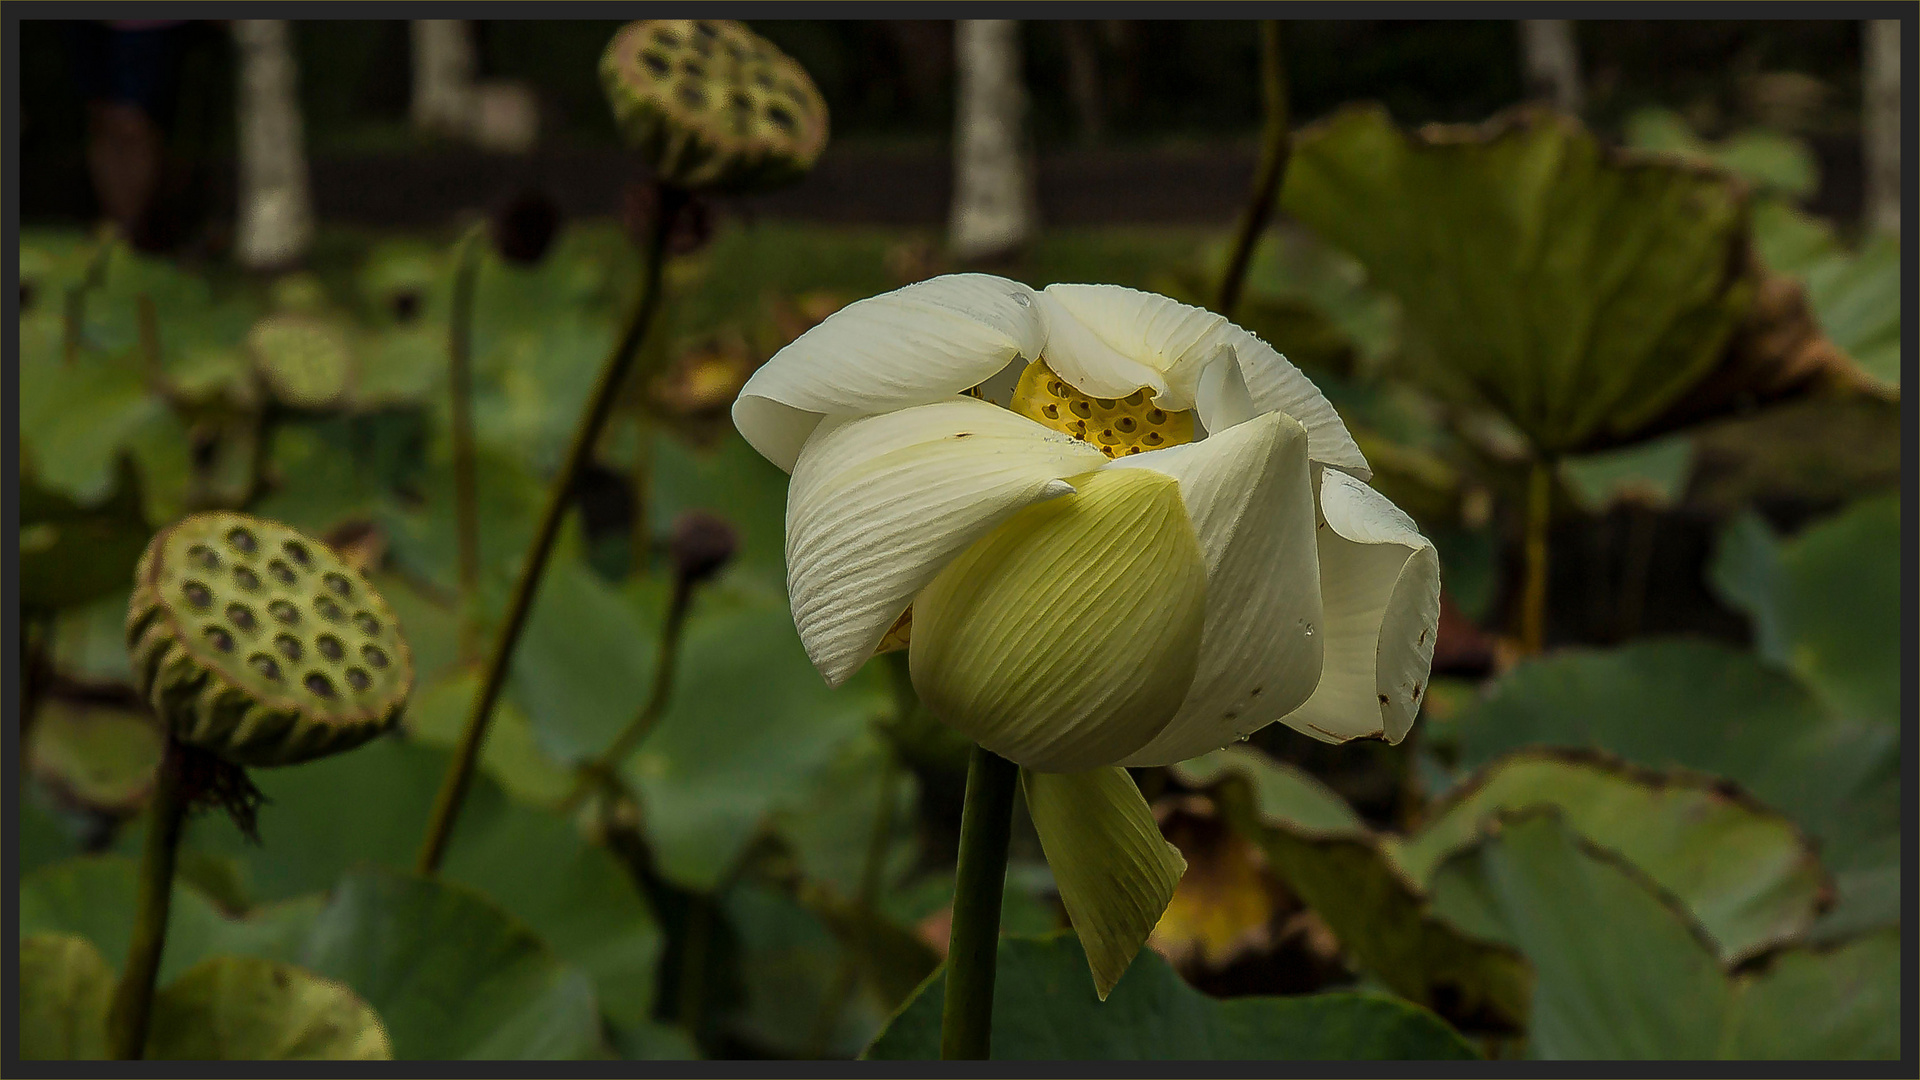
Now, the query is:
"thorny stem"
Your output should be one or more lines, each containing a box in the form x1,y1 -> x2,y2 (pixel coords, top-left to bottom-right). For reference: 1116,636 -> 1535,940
939,745 -> 1019,1061
1216,20 -> 1290,319
558,573 -> 696,815
448,223 -> 487,659
1521,458 -> 1553,655
106,739 -> 189,1059
416,184 -> 688,876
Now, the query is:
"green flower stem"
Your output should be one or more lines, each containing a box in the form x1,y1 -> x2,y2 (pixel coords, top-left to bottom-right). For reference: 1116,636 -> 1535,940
448,224 -> 487,656
1216,20 -> 1290,319
557,572 -> 696,815
1521,457 -> 1554,654
415,184 -> 687,877
940,744 -> 1020,1061
106,738 -> 189,1060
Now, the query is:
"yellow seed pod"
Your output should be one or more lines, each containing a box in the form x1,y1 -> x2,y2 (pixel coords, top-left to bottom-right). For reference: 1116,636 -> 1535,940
126,512 -> 414,768
248,314 -> 355,410
1009,359 -> 1196,458
601,19 -> 829,192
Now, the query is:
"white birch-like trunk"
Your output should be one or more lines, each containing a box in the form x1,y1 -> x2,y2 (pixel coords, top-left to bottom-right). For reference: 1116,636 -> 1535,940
950,19 -> 1035,262
412,20 -> 479,137
233,20 -> 314,270
1519,19 -> 1584,116
1863,19 -> 1901,235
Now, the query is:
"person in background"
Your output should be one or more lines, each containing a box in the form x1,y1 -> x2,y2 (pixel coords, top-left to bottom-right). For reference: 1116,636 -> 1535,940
65,20 -> 190,251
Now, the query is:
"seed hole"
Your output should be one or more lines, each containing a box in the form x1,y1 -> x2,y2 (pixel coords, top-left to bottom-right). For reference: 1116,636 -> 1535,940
353,612 -> 383,636
1125,390 -> 1145,405
314,597 -> 346,623
227,603 -> 257,632
345,668 -> 371,692
1144,432 -> 1165,446
361,643 -> 390,669
322,572 -> 353,598
317,635 -> 346,662
203,626 -> 235,652
641,51 -> 670,77
1097,397 -> 1116,409
681,59 -> 704,77
765,104 -> 797,133
1116,417 -> 1137,433
188,545 -> 220,570
678,85 -> 707,109
268,600 -> 300,626
1125,446 -> 1141,455
227,527 -> 257,554
182,582 -> 214,609
265,560 -> 295,586
231,566 -> 261,591
282,540 -> 311,567
249,654 -> 283,681
1042,404 -> 1059,418
274,633 -> 303,662
304,673 -> 336,698
1070,400 -> 1092,419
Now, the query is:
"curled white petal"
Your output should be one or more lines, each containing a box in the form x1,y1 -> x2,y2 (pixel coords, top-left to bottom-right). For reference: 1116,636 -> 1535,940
1279,469 -> 1440,744
733,274 -> 1046,471
1041,284 -> 1227,409
785,398 -> 1108,686
1109,411 -> 1326,766
1216,322 -> 1371,478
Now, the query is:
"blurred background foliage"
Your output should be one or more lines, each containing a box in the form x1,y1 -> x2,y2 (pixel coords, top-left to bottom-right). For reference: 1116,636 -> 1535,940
16,17 -> 1904,1062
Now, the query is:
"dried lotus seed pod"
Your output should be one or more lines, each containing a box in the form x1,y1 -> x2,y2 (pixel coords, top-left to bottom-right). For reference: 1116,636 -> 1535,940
248,314 -> 355,409
126,512 -> 413,768
601,19 -> 828,193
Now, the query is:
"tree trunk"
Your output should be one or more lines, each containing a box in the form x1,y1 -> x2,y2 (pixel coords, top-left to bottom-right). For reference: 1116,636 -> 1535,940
1518,19 -> 1584,116
1059,21 -> 1105,146
1863,19 -> 1901,235
950,20 -> 1035,263
232,20 -> 314,271
412,20 -> 479,138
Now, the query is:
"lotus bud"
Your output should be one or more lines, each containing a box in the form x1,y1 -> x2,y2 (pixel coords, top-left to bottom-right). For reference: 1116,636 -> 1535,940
600,19 -> 828,193
490,187 -> 562,267
126,512 -> 414,768
669,510 -> 739,588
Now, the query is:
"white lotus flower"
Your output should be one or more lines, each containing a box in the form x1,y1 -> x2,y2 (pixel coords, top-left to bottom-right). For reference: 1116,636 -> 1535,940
732,274 -> 1440,995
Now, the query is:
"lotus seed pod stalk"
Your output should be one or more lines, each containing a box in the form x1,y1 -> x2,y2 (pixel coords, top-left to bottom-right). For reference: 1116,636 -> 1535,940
127,512 -> 414,768
601,19 -> 828,193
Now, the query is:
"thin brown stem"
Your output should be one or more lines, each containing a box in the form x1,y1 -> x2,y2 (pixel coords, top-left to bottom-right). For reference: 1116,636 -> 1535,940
1520,458 -> 1553,655
416,184 -> 687,876
558,576 -> 694,815
1216,21 -> 1290,319
448,225 -> 486,660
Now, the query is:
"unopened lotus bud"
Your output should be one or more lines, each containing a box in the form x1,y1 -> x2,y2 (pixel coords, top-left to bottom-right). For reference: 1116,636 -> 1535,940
490,188 -> 562,266
601,19 -> 828,193
248,314 -> 355,410
669,510 -> 738,587
126,512 -> 414,768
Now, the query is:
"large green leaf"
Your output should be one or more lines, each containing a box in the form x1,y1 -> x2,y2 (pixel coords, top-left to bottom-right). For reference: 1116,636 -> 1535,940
722,881 -> 896,1059
1283,105 -> 1754,453
1428,813 -> 1899,1060
18,933 -> 114,1060
1172,747 -> 1531,1031
1624,108 -> 1819,198
19,461 -> 151,613
145,956 -> 392,1060
508,550 -> 659,762
185,736 -> 663,1028
1803,234 -> 1900,388
1396,750 -> 1830,965
1711,495 -> 1900,729
864,933 -> 1478,1060
621,594 -> 890,890
19,855 -> 606,1060
287,869 -> 607,1060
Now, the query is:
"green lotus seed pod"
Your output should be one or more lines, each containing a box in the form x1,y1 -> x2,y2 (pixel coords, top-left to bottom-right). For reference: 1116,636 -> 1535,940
126,512 -> 414,768
601,19 -> 829,193
248,314 -> 355,409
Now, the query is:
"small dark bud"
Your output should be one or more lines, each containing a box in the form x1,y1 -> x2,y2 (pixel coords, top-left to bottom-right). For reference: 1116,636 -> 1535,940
623,182 -> 714,256
21,280 -> 37,311
490,187 -> 563,266
670,510 -> 738,586
390,290 -> 422,322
